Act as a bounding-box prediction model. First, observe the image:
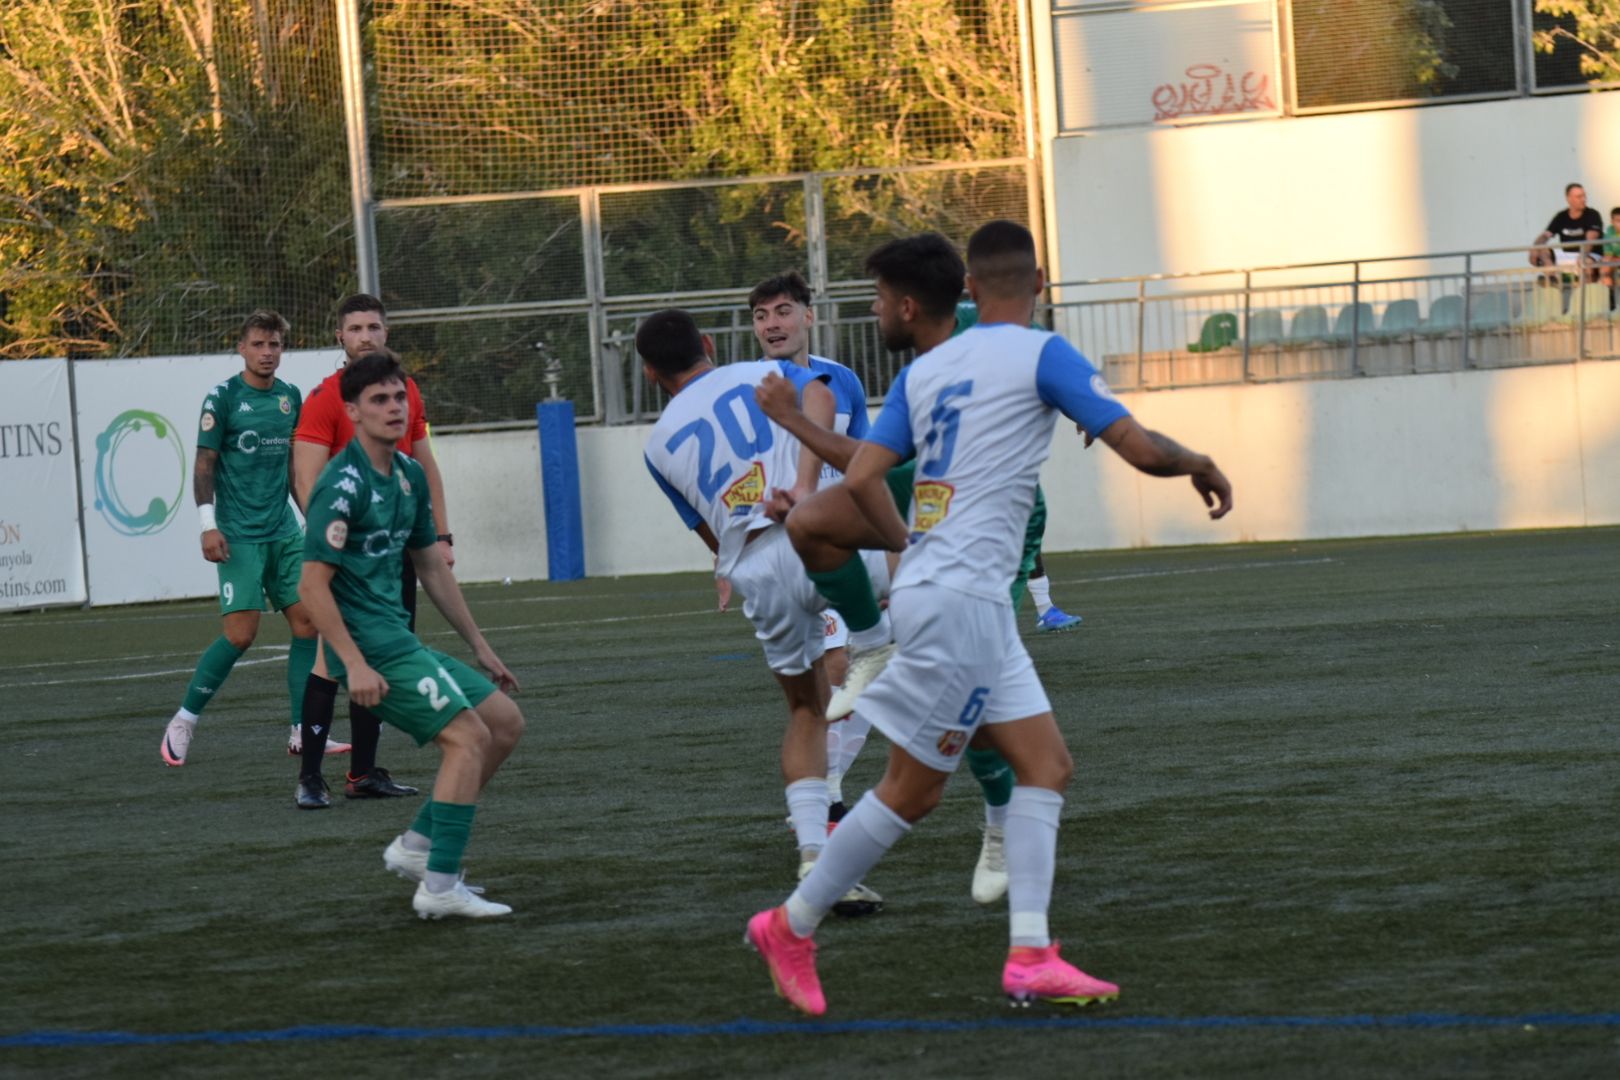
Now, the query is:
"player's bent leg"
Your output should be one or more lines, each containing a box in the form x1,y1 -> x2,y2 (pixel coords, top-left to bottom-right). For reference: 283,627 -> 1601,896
411,710 -> 510,920
470,690 -> 525,790
162,609 -> 262,767
784,486 -> 892,571
775,664 -> 832,857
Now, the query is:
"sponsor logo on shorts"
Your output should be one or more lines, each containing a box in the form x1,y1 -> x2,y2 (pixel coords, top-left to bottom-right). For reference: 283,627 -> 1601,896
325,520 -> 348,549
199,412 -> 216,432
936,730 -> 967,757
911,481 -> 955,538
721,461 -> 765,515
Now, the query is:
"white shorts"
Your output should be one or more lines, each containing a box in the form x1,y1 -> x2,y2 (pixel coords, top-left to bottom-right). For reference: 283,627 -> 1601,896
728,528 -> 889,676
858,583 -> 1051,773
823,609 -> 850,650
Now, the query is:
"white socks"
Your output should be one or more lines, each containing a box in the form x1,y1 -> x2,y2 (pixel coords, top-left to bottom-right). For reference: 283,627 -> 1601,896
984,799 -> 1008,829
826,714 -> 872,792
1028,574 -> 1054,616
846,612 -> 892,652
1006,785 -> 1064,948
785,777 -> 831,856
785,791 -> 909,937
402,829 -> 431,853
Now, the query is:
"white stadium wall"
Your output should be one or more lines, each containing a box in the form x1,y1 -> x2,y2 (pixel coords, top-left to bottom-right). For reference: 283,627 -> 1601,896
1041,90 -> 1620,286
431,359 -> 1620,584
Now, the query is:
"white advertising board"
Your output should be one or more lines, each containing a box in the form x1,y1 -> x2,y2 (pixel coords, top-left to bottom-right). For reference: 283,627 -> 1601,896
0,359 -> 87,611
73,350 -> 342,607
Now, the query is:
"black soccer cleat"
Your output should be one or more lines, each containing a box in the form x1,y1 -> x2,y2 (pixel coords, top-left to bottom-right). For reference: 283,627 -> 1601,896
295,774 -> 331,810
344,766 -> 419,799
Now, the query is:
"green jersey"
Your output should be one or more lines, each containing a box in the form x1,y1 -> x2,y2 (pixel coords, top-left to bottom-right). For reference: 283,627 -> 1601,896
197,374 -> 302,542
303,440 -> 437,665
1605,225 -> 1620,261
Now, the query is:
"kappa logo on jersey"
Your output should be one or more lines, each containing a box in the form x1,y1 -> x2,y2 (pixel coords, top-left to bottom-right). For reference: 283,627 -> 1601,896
720,461 -> 765,515
371,491 -> 384,504
199,412 -> 216,432
325,520 -> 348,549
336,477 -> 358,495
329,495 -> 351,515
278,395 -> 292,414
239,401 -> 253,412
936,731 -> 968,757
341,464 -> 361,480
911,481 -> 955,536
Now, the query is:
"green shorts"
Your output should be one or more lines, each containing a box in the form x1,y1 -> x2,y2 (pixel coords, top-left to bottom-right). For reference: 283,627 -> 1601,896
1009,485 -> 1048,613
327,646 -> 497,747
217,533 -> 303,614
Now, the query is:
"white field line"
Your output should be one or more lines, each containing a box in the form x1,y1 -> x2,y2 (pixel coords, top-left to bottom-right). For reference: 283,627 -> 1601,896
1,558 -> 1337,688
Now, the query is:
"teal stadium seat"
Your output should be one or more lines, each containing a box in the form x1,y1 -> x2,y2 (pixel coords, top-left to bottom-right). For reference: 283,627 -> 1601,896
1471,292 -> 1511,331
1377,299 -> 1422,338
1424,294 -> 1465,334
1331,302 -> 1375,342
1289,305 -> 1329,342
1247,310 -> 1284,347
1188,312 -> 1239,352
1518,286 -> 1565,325
1565,284 -> 1613,322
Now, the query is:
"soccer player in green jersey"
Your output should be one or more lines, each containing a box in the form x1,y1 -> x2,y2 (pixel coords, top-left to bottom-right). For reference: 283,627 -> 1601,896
161,311 -> 332,771
298,352 -> 525,919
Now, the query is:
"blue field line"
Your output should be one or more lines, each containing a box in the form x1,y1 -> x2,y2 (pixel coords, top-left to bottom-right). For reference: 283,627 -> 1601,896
6,1013 -> 1619,1049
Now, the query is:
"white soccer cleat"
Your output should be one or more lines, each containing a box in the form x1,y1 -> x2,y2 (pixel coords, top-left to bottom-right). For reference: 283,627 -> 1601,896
161,714 -> 196,767
825,642 -> 896,720
288,724 -> 351,756
384,835 -> 428,882
972,824 -> 1009,905
411,879 -> 511,920
798,860 -> 884,917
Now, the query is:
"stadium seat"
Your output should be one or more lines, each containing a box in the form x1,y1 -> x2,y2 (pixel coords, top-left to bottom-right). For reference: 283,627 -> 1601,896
1247,310 -> 1284,347
1376,299 -> 1421,338
1330,302 -> 1375,342
1423,294 -> 1465,334
1518,285 -> 1565,324
1470,291 -> 1511,331
1289,305 -> 1329,342
1188,311 -> 1238,352
1564,284 -> 1614,322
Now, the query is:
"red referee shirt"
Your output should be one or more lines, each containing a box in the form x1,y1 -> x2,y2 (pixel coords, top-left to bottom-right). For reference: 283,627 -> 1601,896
294,368 -> 429,456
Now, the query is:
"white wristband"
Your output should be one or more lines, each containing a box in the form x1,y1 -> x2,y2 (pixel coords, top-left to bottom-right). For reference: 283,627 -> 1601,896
198,504 -> 217,532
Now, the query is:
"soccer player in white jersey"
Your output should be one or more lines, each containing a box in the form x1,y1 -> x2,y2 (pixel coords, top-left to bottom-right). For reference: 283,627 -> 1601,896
748,270 -> 878,818
638,310 -> 886,913
745,222 -> 1233,1016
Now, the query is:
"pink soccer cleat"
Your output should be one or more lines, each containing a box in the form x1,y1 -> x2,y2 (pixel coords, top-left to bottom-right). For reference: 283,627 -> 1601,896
1002,942 -> 1119,1007
745,906 -> 827,1017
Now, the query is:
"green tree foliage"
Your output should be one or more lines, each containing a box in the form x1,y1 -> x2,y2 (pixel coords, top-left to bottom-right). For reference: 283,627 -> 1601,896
1535,1 -> 1620,82
0,0 -> 352,358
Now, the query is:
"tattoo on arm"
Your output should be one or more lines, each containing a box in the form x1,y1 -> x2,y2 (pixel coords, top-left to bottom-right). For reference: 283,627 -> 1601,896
194,448 -> 219,505
1139,430 -> 1193,477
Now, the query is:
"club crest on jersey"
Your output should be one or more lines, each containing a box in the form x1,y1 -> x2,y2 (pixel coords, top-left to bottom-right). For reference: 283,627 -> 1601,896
278,395 -> 292,414
911,481 -> 955,538
936,730 -> 967,757
199,412 -> 216,432
399,474 -> 411,496
721,461 -> 765,515
325,520 -> 348,549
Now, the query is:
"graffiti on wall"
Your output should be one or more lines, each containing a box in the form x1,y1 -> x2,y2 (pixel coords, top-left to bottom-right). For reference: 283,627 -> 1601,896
1152,64 -> 1275,121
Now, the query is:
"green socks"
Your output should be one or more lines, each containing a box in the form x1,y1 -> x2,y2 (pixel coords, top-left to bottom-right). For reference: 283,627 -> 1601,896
966,746 -> 1015,808
426,801 -> 477,874
807,553 -> 883,634
287,636 -> 317,726
181,637 -> 246,716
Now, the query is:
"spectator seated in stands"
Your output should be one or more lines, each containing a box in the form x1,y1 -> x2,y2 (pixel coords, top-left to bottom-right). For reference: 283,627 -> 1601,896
1530,182 -> 1602,285
1601,206 -> 1620,288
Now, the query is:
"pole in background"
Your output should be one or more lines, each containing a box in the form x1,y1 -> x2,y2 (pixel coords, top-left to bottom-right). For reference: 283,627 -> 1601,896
537,357 -> 585,580
336,0 -> 378,295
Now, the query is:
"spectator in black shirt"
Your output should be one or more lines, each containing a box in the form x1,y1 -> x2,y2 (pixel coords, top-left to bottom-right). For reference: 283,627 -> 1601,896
1531,182 -> 1603,283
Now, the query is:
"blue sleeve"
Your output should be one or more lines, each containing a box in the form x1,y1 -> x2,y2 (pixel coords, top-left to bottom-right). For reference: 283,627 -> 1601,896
645,454 -> 703,530
864,366 -> 915,458
775,360 -> 829,403
837,367 -> 871,439
1035,336 -> 1130,438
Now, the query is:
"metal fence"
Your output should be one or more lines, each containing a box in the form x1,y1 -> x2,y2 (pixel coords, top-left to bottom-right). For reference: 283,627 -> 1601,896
375,159 -> 1035,428
1049,244 -> 1620,393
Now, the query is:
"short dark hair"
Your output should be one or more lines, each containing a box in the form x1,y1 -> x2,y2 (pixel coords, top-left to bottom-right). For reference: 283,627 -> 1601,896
1611,206 -> 1620,217
1565,182 -> 1585,195
748,271 -> 813,311
862,233 -> 965,319
238,308 -> 289,342
336,293 -> 387,325
340,350 -> 405,403
966,220 -> 1039,298
635,309 -> 707,378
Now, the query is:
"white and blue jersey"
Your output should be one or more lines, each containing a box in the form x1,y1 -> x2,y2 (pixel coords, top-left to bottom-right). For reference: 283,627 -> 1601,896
645,361 -> 824,578
800,356 -> 869,481
865,324 -> 1130,603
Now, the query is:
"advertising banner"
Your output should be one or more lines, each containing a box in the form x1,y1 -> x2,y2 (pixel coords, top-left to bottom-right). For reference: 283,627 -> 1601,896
0,359 -> 87,611
74,350 -> 341,607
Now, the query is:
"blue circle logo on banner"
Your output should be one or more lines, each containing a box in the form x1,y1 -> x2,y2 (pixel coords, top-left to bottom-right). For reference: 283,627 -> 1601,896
93,410 -> 186,536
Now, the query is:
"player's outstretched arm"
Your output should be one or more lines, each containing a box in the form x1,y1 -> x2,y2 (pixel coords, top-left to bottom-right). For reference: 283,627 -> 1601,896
297,561 -> 388,705
1096,416 -> 1233,519
843,441 -> 908,551
194,447 -> 229,563
410,543 -> 518,693
756,372 -> 862,474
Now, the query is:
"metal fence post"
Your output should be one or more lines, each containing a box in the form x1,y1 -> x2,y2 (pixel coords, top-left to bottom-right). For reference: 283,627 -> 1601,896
1241,270 -> 1252,381
1350,261 -> 1361,376
1577,266 -> 1588,361
1135,279 -> 1146,390
1462,254 -> 1473,369
336,0 -> 377,294
581,188 -> 610,421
